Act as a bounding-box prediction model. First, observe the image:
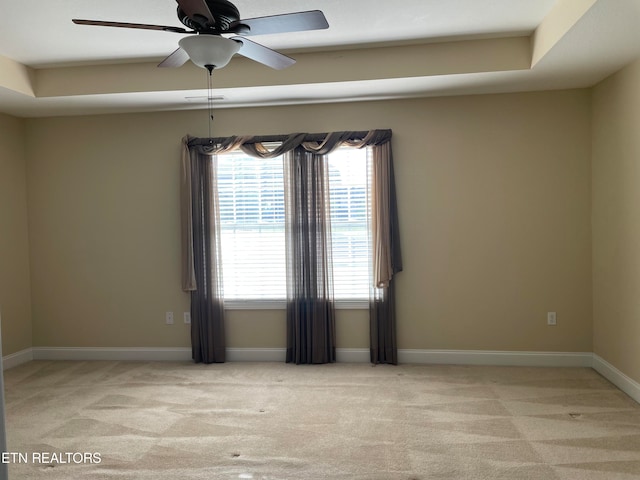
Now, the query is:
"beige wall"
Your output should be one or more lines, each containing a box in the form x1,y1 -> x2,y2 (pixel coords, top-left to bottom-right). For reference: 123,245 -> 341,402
25,89 -> 592,352
592,58 -> 640,383
0,113 -> 32,355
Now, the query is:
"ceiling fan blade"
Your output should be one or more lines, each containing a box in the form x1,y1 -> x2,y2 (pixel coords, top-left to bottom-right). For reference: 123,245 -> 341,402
230,10 -> 329,36
176,0 -> 215,25
72,19 -> 189,34
231,37 -> 295,70
158,47 -> 191,68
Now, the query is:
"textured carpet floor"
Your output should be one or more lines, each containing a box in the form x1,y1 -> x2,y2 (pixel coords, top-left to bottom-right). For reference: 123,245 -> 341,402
4,361 -> 640,479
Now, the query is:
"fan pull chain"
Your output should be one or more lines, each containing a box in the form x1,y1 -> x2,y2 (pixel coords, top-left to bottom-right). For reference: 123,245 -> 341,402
206,65 -> 215,139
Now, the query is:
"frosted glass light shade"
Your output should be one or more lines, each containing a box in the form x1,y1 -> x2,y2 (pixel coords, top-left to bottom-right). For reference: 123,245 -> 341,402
179,35 -> 242,69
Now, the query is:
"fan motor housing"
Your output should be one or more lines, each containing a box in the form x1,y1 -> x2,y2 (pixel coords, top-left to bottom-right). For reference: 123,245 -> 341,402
177,0 -> 241,32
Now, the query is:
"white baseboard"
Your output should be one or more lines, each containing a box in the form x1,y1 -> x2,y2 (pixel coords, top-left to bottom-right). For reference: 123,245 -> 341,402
336,348 -> 369,363
23,347 -> 592,367
30,347 -> 287,363
2,348 -> 33,370
226,348 -> 285,362
28,347 -> 361,363
32,347 -> 192,362
592,354 -> 640,404
398,349 -> 593,367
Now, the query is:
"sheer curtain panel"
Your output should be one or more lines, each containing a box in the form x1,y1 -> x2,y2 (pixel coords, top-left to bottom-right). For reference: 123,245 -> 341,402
181,137 -> 226,363
284,148 -> 336,364
182,130 -> 401,365
368,139 -> 403,364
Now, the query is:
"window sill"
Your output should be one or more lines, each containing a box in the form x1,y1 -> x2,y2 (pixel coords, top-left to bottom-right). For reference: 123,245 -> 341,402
223,299 -> 368,310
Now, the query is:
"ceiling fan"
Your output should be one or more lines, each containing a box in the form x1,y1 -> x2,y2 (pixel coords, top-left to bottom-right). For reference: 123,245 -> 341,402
73,0 -> 329,71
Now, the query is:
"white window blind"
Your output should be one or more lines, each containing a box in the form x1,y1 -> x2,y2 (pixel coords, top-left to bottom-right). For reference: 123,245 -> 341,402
217,150 -> 286,303
328,148 -> 371,302
216,146 -> 370,307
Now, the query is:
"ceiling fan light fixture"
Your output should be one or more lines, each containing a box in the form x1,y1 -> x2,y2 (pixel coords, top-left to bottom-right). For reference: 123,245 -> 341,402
179,35 -> 241,69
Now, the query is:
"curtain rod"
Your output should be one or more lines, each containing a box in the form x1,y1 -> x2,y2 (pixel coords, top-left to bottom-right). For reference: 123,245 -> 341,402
188,129 -> 392,146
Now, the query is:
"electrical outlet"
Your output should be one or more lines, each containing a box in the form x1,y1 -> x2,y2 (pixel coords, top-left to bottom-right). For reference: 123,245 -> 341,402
184,312 -> 191,324
165,311 -> 174,325
547,312 -> 557,326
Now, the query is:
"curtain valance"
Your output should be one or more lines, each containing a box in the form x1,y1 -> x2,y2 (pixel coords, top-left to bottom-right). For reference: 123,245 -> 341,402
186,129 -> 393,158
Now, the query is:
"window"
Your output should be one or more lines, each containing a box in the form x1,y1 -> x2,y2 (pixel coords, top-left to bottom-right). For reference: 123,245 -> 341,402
327,148 -> 370,302
217,146 -> 370,308
217,150 -> 286,303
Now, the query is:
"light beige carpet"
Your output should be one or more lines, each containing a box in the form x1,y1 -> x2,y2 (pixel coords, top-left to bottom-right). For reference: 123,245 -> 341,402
4,361 -> 640,479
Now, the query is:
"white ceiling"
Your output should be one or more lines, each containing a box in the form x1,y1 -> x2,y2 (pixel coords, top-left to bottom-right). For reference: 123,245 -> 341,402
0,0 -> 557,66
1,0 -> 640,117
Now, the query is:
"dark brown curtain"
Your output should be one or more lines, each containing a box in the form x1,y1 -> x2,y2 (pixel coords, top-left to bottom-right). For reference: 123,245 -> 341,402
368,140 -> 403,364
182,137 -> 226,363
370,281 -> 397,364
284,147 -> 336,364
